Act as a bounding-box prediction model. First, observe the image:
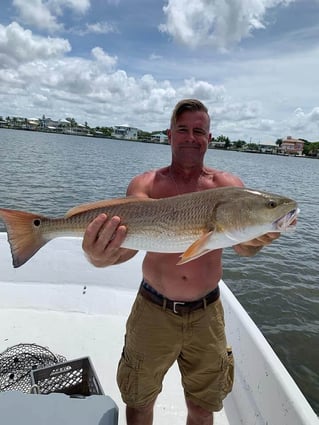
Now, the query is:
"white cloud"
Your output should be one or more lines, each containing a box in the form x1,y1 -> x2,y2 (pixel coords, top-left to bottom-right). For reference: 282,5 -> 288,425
309,107 -> 319,123
213,101 -> 262,123
288,107 -> 319,133
91,47 -> 117,70
48,0 -> 91,15
1,24 -> 317,139
13,0 -> 91,32
160,0 -> 296,49
178,78 -> 225,102
1,2 -> 318,142
72,21 -> 117,36
149,53 -> 163,61
85,21 -> 116,34
0,68 -> 23,89
0,22 -> 71,67
13,0 -> 62,32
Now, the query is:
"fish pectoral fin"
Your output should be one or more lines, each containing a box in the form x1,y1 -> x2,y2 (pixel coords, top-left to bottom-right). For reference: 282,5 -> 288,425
177,231 -> 214,265
223,230 -> 241,243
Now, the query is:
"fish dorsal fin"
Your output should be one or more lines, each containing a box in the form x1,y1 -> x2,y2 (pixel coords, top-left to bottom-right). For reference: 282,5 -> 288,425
65,196 -> 153,218
177,231 -> 214,265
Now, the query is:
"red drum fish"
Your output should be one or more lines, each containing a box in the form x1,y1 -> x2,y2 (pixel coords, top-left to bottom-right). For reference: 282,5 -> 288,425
0,187 -> 298,268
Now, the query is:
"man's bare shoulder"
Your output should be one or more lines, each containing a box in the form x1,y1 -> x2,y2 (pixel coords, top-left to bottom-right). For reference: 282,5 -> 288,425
203,167 -> 244,188
126,168 -> 168,197
126,170 -> 154,196
129,168 -> 167,185
127,166 -> 178,199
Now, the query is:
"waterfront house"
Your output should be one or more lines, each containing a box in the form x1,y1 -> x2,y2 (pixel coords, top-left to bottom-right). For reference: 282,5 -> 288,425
260,144 -> 278,154
112,126 -> 138,140
40,117 -> 60,131
280,136 -> 304,156
151,132 -> 169,144
27,118 -> 40,130
70,123 -> 92,136
209,140 -> 226,148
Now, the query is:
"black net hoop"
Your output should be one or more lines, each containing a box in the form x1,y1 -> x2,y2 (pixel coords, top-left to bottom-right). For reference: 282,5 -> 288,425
0,343 -> 66,393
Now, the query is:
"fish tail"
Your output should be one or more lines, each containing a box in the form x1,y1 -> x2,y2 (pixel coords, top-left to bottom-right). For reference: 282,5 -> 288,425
0,208 -> 49,268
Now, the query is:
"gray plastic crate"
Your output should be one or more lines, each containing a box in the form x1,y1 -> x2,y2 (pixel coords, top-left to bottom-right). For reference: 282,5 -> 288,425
31,357 -> 104,396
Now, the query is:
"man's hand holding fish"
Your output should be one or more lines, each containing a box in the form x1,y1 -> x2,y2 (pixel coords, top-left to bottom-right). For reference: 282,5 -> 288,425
83,214 -> 133,267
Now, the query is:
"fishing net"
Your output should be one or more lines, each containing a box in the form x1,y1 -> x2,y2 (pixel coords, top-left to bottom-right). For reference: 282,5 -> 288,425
0,343 -> 67,393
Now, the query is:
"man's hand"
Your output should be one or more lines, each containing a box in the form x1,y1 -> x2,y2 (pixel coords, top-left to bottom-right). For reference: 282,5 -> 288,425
233,232 -> 281,257
82,213 -> 134,267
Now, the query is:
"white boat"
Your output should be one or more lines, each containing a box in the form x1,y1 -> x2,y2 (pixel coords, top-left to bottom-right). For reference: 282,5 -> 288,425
0,233 -> 318,424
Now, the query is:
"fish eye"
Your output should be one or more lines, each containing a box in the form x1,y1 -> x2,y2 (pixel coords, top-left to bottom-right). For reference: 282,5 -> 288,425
33,219 -> 41,227
267,200 -> 277,208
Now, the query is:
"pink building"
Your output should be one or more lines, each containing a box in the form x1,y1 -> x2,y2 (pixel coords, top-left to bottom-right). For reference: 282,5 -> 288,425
281,136 -> 304,156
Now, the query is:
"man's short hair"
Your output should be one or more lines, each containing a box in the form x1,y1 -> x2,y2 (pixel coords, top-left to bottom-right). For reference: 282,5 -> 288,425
170,99 -> 210,128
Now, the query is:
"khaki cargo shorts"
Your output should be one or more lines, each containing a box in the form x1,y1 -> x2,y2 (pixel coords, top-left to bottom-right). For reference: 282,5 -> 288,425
117,291 -> 234,412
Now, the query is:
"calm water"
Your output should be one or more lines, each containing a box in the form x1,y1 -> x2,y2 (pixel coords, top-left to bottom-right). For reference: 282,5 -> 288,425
1,129 -> 318,413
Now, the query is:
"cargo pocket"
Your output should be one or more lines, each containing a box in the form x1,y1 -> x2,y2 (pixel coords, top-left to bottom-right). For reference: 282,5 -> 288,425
221,346 -> 234,399
117,343 -> 144,406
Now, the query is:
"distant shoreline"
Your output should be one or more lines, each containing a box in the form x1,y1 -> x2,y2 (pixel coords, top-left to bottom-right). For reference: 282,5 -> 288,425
1,126 -> 317,159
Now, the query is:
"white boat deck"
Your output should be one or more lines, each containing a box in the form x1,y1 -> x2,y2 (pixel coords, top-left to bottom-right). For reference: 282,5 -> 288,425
0,236 -> 229,424
0,235 -> 318,425
0,308 -> 204,424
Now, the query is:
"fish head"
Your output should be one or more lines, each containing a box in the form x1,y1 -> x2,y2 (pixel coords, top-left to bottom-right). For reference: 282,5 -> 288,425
213,188 -> 299,237
178,187 -> 299,264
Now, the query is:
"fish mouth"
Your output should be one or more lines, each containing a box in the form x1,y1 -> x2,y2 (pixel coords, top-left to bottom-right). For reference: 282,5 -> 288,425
273,208 -> 300,231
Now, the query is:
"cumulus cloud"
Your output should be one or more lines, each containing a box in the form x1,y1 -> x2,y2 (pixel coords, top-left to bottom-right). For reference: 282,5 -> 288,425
0,22 -> 71,67
49,0 -> 91,14
308,107 -> 319,123
0,23 -> 174,124
13,0 -> 90,31
213,100 -> 262,122
288,107 -> 319,133
91,47 -> 118,70
1,21 -> 316,139
0,68 -> 23,89
1,2 -> 318,141
13,0 -> 62,31
84,21 -> 116,34
71,21 -> 117,36
160,0 -> 296,49
178,78 -> 225,102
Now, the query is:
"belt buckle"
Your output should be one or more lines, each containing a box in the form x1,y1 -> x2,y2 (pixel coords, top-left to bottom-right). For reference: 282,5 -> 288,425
173,301 -> 185,314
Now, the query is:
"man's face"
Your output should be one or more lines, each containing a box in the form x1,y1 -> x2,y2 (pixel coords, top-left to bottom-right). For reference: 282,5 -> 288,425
168,110 -> 211,165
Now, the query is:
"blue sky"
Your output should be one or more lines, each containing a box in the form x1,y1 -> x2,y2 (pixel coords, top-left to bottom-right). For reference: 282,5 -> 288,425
0,0 -> 319,142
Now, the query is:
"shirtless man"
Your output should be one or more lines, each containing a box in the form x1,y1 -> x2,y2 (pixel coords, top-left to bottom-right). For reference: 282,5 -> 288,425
82,99 -> 279,425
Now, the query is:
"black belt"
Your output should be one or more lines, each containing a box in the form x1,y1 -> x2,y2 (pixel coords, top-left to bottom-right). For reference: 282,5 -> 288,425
139,280 -> 220,315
